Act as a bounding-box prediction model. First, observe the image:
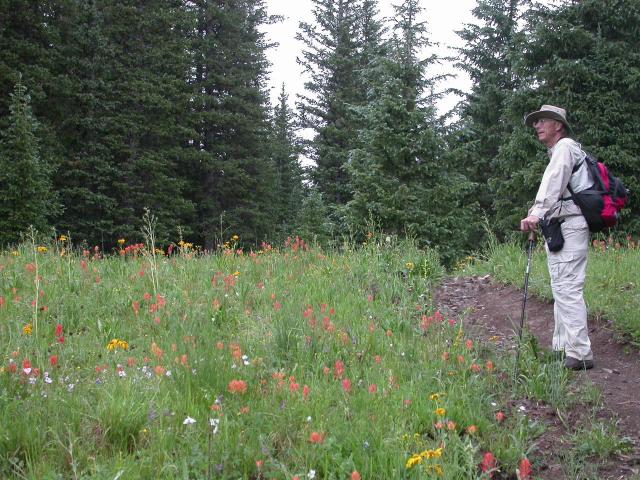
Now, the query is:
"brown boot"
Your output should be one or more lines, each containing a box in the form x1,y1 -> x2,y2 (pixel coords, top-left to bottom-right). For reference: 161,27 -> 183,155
564,356 -> 594,370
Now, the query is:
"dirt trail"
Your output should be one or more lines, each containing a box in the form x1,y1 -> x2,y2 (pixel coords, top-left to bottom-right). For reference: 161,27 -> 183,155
434,275 -> 640,479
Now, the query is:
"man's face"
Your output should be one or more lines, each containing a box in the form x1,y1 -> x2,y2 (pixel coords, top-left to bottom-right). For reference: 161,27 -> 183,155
532,117 -> 562,146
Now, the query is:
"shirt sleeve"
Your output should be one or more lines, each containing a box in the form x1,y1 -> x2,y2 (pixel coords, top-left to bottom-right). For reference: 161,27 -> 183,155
529,141 -> 576,219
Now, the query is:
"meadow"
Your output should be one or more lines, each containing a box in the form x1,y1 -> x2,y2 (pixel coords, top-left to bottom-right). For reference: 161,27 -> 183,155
0,230 -> 636,479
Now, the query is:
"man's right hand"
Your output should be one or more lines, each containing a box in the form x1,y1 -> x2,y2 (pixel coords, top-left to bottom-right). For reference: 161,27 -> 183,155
520,215 -> 540,232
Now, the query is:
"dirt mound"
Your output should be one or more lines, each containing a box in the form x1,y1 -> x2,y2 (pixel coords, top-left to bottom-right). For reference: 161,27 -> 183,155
434,275 -> 640,479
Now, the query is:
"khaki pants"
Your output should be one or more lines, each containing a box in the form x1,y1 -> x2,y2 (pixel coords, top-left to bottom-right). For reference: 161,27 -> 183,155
546,215 -> 593,361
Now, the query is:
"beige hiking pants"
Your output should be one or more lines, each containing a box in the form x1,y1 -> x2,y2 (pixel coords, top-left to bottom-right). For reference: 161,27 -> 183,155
546,215 -> 593,361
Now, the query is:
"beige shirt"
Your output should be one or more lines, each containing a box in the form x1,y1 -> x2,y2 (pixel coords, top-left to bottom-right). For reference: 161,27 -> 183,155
529,137 -> 591,220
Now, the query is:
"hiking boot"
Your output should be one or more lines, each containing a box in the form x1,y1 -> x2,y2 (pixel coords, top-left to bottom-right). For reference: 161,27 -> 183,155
564,356 -> 594,370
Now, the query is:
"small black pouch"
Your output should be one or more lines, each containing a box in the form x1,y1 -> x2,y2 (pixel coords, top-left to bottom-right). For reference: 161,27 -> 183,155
541,217 -> 564,252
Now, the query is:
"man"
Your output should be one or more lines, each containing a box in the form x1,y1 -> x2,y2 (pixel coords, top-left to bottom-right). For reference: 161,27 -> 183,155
520,104 -> 594,370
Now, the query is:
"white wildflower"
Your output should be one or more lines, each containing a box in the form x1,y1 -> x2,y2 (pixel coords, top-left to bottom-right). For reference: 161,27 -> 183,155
183,416 -> 197,425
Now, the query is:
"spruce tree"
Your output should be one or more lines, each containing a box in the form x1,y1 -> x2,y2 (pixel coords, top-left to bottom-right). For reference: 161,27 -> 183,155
270,85 -> 304,239
0,78 -> 59,245
296,0 -> 362,210
449,0 -> 525,221
346,0 -> 476,262
188,0 -> 277,248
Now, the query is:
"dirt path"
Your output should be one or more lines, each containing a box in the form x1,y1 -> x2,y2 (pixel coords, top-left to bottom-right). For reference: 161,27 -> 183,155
434,275 -> 640,479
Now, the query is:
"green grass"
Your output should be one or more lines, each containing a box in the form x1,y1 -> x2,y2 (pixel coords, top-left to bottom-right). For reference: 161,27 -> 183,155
0,234 -> 625,479
458,235 -> 640,345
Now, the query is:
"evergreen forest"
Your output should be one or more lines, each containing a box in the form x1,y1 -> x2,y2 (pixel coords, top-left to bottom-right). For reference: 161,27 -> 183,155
1,0 -> 638,263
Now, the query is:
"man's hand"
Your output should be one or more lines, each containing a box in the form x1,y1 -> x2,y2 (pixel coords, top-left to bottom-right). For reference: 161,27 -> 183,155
520,215 -> 540,232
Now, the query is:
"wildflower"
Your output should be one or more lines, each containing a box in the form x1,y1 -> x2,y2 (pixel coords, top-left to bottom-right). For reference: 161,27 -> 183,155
256,460 -> 263,469
117,238 -> 126,245
405,454 -> 422,469
55,323 -> 63,337
11,250 -> 19,256
466,425 -> 477,435
485,360 -> 495,371
309,431 -> 324,444
435,408 -> 446,416
23,323 -> 33,335
480,452 -> 497,477
50,355 -> 59,367
303,385 -> 310,400
429,393 -> 444,401
334,360 -> 345,378
107,339 -> 129,351
518,458 -> 533,480
308,469 -> 316,479
183,416 -> 196,425
37,246 -> 48,253
227,379 -> 248,394
374,355 -> 382,364
446,421 -> 456,431
406,262 -> 414,270
495,411 -> 506,423
465,339 -> 474,350
22,359 -> 32,375
342,378 -> 352,393
351,471 -> 361,480
368,383 -> 378,394
59,235 -> 68,241
471,363 -> 481,373
232,235 -> 239,241
209,418 -> 220,434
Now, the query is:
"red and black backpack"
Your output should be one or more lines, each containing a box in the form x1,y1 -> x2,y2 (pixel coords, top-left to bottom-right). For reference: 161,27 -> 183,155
568,153 -> 629,233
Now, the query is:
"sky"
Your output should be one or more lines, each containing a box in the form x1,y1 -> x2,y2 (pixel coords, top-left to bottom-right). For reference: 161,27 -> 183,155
262,0 -> 479,115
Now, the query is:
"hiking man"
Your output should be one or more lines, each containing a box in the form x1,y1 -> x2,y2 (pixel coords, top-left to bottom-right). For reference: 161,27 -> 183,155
520,104 -> 594,370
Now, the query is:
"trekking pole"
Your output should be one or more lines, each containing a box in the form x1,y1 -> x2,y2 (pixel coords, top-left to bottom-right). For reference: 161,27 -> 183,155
514,230 -> 537,381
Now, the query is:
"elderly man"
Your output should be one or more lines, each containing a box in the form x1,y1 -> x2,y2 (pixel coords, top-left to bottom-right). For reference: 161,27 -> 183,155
520,104 -> 594,370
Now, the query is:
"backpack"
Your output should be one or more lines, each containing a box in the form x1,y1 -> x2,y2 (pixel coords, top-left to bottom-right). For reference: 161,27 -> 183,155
568,152 -> 629,233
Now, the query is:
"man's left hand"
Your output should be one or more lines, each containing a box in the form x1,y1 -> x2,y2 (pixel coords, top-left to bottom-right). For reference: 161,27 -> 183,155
520,215 -> 540,232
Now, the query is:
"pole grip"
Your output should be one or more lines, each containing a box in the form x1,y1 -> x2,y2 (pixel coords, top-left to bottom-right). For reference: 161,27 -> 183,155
528,230 -> 537,242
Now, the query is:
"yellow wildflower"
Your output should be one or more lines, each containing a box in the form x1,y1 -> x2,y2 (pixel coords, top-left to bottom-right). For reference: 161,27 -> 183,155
155,248 -> 164,255
23,323 -> 33,335
430,393 -> 444,401
37,246 -> 48,253
406,262 -> 415,270
233,271 -> 240,277
405,455 -> 422,469
11,250 -> 20,256
107,339 -> 129,351
432,464 -> 444,476
59,235 -> 68,242
435,408 -> 446,416
232,235 -> 239,241
117,238 -> 126,245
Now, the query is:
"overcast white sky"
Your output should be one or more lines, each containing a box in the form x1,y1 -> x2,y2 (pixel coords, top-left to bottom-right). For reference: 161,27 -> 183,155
262,0 -> 478,115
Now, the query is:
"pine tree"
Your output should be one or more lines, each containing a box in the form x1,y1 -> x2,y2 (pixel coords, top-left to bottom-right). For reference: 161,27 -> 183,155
188,0 -> 277,248
0,78 -> 59,245
296,0 -> 362,210
270,85 -> 304,239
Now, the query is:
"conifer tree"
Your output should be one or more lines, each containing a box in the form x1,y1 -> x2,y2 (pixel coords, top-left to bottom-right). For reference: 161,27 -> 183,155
270,85 -> 304,239
346,0 -> 477,262
188,0 -> 277,248
0,78 -> 59,245
296,0 -> 362,210
449,0 -> 525,222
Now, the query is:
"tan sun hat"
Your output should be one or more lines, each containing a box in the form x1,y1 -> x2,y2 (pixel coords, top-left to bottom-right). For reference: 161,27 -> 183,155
524,104 -> 571,132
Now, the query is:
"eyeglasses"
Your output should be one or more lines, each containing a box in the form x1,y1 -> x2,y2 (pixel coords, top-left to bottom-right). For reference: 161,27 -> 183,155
533,118 -> 552,126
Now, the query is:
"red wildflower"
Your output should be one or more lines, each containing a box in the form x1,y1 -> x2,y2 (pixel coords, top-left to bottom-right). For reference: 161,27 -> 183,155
518,457 -> 533,480
55,323 -> 63,337
368,383 -> 378,394
228,379 -> 248,394
334,360 -> 345,378
8,361 -> 17,373
0,296 -> 5,307
132,301 -> 140,316
351,472 -> 361,480
466,339 -> 474,350
303,385 -> 310,399
342,378 -> 352,393
485,360 -> 495,371
495,411 -> 506,423
309,431 -> 325,444
374,355 -> 382,364
50,355 -> 59,367
471,363 -> 481,373
481,452 -> 497,477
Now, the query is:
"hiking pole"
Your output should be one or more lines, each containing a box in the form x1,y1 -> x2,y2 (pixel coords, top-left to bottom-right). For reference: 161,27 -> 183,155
515,230 -> 537,381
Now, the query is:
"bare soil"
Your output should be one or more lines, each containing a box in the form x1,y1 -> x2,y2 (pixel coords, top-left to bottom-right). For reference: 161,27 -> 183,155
434,275 -> 640,479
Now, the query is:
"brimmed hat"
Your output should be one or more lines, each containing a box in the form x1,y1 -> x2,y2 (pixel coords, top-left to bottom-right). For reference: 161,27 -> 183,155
524,104 -> 571,131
